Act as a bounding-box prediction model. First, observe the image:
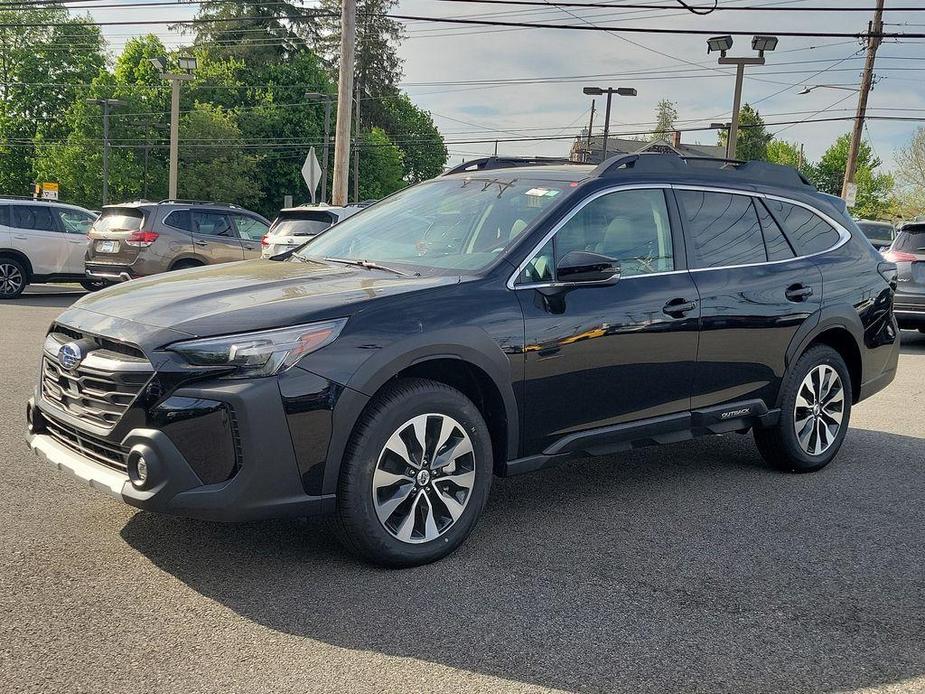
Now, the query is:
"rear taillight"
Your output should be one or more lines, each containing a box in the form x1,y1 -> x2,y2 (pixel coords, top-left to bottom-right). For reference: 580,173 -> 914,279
260,234 -> 269,247
882,250 -> 917,263
125,231 -> 159,248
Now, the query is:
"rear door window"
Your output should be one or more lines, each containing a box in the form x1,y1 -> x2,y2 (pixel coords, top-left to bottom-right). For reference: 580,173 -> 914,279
755,199 -> 796,261
94,208 -> 144,232
676,191 -> 766,268
11,205 -> 57,232
766,200 -> 841,255
163,209 -> 192,231
191,211 -> 235,237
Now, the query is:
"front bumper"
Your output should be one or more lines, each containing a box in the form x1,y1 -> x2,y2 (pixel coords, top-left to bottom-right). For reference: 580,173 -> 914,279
26,366 -> 339,522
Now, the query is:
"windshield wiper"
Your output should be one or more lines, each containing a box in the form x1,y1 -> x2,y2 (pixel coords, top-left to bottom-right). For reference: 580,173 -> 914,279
322,257 -> 411,277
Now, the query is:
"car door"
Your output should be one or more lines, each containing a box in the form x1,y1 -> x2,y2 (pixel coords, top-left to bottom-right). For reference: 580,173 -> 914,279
514,187 -> 701,455
674,188 -> 824,412
9,204 -> 66,275
52,207 -> 95,274
190,210 -> 245,264
229,213 -> 270,259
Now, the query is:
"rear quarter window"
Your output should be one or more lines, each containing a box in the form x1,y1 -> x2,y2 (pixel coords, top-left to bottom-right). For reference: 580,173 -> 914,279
766,200 -> 842,256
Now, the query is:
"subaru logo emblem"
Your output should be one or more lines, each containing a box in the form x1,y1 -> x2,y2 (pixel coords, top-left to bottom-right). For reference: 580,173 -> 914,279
58,342 -> 83,370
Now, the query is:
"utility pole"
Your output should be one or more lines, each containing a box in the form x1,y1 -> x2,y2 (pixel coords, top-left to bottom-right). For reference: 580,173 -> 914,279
86,98 -> 124,206
353,79 -> 361,204
843,0 -> 885,200
150,56 -> 196,200
585,99 -> 596,163
332,0 -> 357,207
582,87 -> 636,163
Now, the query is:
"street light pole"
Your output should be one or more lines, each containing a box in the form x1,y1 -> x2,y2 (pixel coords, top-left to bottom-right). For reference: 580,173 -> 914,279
150,56 -> 196,201
86,98 -> 125,206
582,86 -> 636,163
708,35 -> 777,159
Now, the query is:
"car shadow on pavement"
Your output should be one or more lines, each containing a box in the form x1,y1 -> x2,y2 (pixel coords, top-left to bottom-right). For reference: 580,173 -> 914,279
9,292 -> 86,309
900,329 -> 925,354
120,428 -> 925,694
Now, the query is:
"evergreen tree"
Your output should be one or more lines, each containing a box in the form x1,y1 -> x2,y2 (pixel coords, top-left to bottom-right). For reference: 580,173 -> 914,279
651,99 -> 678,142
718,104 -> 771,161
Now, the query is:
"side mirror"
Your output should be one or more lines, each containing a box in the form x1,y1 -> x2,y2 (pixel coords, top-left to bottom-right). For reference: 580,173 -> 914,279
556,250 -> 621,285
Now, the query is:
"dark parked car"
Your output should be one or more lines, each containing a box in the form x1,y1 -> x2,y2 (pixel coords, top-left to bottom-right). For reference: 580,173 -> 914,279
883,221 -> 925,331
85,200 -> 270,283
855,219 -> 895,250
27,154 -> 899,566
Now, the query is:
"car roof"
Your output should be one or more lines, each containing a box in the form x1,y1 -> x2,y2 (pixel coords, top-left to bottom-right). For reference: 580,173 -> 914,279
441,164 -> 594,182
0,196 -> 94,212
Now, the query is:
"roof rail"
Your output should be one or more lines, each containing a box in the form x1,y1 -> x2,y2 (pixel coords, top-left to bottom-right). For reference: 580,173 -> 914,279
157,198 -> 217,205
443,156 -> 576,176
0,194 -> 40,201
592,152 -> 813,189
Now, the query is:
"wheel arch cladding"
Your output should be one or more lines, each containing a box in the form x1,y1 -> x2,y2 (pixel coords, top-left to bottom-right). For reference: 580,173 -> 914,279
0,250 -> 33,279
806,327 -> 862,404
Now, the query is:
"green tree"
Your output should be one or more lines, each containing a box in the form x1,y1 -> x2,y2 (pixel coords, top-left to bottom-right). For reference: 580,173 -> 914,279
765,140 -> 803,169
179,104 -> 259,205
358,127 -> 405,199
651,99 -> 678,141
0,7 -> 105,195
379,93 -> 446,183
719,104 -> 771,161
808,133 -> 895,218
894,126 -> 925,211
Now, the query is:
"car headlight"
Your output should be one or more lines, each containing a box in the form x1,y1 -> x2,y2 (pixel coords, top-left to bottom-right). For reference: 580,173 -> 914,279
168,319 -> 347,378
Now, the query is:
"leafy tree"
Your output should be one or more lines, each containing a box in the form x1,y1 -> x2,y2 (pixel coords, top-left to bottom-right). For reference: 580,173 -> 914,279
651,99 -> 678,142
765,140 -> 803,170
179,104 -> 259,206
894,126 -> 925,211
808,133 -> 895,218
358,127 -> 405,199
379,93 -> 446,183
0,7 -> 105,195
719,104 -> 771,161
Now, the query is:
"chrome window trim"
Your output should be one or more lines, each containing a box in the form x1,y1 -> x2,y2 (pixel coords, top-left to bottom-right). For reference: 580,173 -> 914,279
507,182 -> 852,289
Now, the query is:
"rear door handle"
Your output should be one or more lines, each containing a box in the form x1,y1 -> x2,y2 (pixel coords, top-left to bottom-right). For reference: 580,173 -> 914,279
663,298 -> 697,316
785,284 -> 814,302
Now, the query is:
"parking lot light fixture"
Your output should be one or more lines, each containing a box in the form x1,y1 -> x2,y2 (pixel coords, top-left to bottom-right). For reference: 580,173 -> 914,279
751,35 -> 778,56
706,35 -> 734,57
582,86 -> 637,161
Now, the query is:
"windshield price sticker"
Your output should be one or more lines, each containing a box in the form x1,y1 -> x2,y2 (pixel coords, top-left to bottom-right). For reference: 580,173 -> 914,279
525,188 -> 560,197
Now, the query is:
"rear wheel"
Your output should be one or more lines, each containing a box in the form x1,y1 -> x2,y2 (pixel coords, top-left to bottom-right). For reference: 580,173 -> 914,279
170,259 -> 204,272
0,258 -> 28,299
335,378 -> 493,567
755,345 -> 852,473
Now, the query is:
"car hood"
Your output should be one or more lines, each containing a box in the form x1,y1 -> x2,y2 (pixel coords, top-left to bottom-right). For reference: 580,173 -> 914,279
63,258 -> 459,343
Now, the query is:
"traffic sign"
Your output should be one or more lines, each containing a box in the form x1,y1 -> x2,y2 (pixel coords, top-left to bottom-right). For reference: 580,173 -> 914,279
301,148 -> 321,205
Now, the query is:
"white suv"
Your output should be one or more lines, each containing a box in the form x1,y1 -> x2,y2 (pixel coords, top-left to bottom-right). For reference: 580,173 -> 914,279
0,197 -> 98,299
261,204 -> 370,258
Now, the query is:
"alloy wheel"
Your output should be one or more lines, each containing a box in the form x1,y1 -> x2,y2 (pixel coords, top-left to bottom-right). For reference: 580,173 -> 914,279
372,413 -> 476,544
793,364 -> 845,456
0,263 -> 24,296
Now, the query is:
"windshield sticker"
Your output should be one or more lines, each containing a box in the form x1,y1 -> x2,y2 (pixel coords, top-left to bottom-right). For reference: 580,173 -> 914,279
525,188 -> 560,197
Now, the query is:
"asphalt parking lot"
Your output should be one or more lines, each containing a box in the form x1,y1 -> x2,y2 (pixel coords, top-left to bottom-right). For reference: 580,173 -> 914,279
1,289 -> 923,694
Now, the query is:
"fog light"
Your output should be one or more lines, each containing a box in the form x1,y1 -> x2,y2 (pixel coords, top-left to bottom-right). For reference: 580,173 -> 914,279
136,456 -> 148,485
127,450 -> 151,489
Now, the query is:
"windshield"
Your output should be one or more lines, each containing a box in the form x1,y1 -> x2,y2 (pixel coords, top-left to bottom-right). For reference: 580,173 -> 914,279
294,176 -> 574,271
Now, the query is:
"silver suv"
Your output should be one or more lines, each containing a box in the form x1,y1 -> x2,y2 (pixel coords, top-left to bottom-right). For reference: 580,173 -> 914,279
0,196 -> 98,299
85,200 -> 271,283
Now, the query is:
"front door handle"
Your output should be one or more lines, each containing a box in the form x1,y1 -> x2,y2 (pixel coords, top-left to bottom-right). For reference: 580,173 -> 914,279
785,283 -> 814,302
194,240 -> 209,247
663,297 -> 697,317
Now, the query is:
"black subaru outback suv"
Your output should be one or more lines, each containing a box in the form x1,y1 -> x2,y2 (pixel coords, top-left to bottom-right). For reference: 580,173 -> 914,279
27,154 -> 899,566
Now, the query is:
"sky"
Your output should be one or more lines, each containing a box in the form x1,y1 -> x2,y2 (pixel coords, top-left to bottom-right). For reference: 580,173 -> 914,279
84,0 -> 925,174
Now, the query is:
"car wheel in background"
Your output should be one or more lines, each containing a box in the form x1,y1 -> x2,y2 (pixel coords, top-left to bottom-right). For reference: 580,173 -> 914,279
335,378 -> 493,567
755,344 -> 852,473
170,260 -> 204,272
80,279 -> 111,292
0,258 -> 28,299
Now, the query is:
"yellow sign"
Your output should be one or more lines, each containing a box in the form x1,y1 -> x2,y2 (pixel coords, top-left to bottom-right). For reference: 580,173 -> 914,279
40,182 -> 59,200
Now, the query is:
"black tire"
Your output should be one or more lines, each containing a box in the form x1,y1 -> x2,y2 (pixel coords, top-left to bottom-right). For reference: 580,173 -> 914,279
755,344 -> 852,473
0,257 -> 28,299
80,279 -> 110,292
919,328 -> 925,334
335,377 -> 493,567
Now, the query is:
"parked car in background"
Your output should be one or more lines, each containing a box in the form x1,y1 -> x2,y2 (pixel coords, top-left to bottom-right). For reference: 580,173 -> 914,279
856,219 -> 896,250
26,155 -> 898,567
85,200 -> 271,283
0,196 -> 99,299
883,221 -> 925,331
261,203 -> 370,258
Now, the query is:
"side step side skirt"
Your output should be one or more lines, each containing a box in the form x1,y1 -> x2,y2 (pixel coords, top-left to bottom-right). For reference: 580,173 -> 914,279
500,400 -> 780,477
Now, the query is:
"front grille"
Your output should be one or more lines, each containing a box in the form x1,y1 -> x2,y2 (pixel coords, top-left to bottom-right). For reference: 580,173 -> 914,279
44,414 -> 129,473
42,330 -> 152,429
51,323 -> 146,360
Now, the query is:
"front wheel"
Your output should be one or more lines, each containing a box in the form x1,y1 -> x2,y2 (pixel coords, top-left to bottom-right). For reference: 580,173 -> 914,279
335,378 -> 493,567
755,345 -> 852,473
0,258 -> 28,299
